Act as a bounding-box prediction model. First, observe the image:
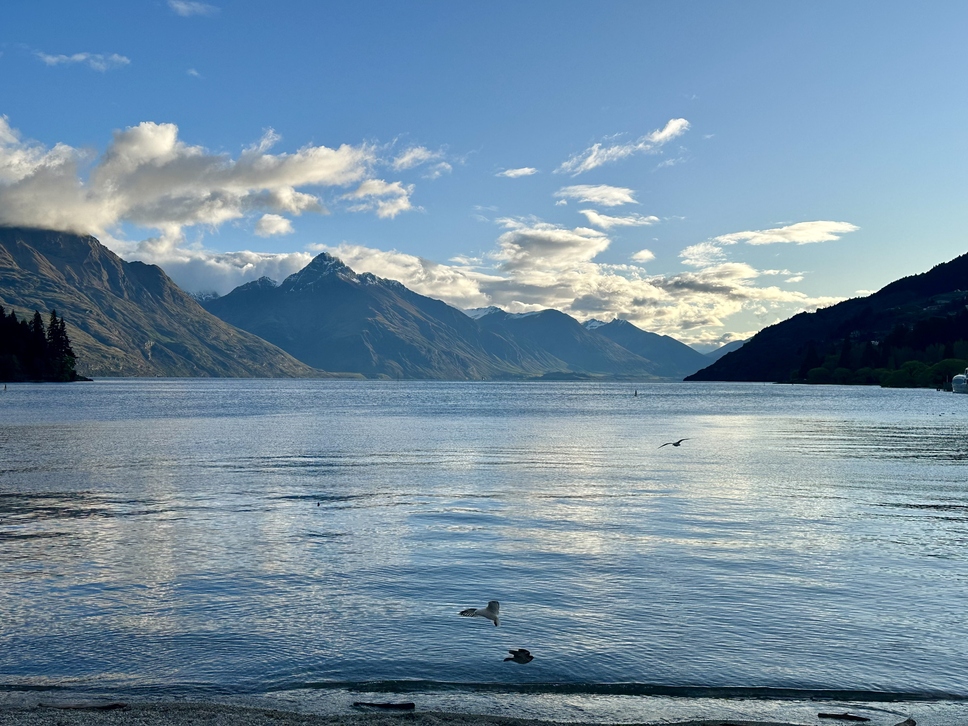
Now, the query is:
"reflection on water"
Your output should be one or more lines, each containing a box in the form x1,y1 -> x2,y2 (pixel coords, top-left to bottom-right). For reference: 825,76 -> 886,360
1,380 -> 967,720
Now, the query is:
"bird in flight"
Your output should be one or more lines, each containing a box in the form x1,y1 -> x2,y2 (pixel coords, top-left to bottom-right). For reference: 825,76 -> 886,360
459,600 -> 500,626
504,648 -> 533,664
659,438 -> 690,448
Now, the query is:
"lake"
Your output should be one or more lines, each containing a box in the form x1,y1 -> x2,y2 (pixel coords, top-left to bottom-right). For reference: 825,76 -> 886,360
1,379 -> 967,725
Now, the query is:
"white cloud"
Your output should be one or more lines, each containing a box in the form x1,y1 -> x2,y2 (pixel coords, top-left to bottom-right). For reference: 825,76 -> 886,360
714,220 -> 859,246
631,249 -> 655,263
342,178 -> 414,218
579,210 -> 659,230
0,117 -> 387,238
131,237 -> 312,296
496,167 -> 538,178
492,218 -> 611,274
168,0 -> 219,16
392,146 -> 443,171
187,68 -> 201,77
423,162 -> 452,180
554,184 -> 637,207
680,242 -> 727,268
254,213 -> 293,237
556,118 -> 690,175
35,51 -> 130,72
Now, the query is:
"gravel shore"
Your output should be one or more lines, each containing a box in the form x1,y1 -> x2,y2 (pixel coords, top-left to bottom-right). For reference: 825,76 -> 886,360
0,702 -> 811,726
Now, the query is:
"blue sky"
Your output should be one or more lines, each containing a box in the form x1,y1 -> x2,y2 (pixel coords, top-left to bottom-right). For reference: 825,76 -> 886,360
1,1 -> 966,349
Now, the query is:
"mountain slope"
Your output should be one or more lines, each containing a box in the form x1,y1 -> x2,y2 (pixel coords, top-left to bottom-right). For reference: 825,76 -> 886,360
202,254 -> 566,379
476,309 -> 660,379
686,251 -> 968,382
584,318 -> 709,379
0,227 -> 324,378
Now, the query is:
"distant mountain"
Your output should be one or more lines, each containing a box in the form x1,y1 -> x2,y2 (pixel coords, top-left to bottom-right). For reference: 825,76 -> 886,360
0,227 -> 324,378
687,251 -> 968,383
202,253 -> 567,379
476,309 -> 660,379
583,318 -> 709,379
704,339 -> 747,362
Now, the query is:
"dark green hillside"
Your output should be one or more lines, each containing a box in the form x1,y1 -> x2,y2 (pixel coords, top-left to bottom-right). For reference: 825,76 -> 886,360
687,250 -> 968,386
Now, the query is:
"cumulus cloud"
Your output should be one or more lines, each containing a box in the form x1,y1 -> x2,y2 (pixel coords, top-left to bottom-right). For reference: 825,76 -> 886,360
342,178 -> 414,218
556,118 -> 690,175
254,213 -> 293,237
714,220 -> 859,246
492,218 -> 611,274
496,167 -> 538,178
168,0 -> 219,16
631,249 -> 655,263
0,116 -> 395,237
554,184 -> 637,207
579,210 -> 659,230
35,51 -> 130,72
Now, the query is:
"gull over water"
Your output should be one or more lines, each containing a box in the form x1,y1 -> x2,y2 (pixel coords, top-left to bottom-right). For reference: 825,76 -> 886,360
459,600 -> 500,626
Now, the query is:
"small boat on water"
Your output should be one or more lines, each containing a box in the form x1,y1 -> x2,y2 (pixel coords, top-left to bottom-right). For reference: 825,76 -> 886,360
952,368 -> 968,393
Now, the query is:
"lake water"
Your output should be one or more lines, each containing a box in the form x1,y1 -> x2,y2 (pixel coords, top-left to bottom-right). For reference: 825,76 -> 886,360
1,379 -> 967,725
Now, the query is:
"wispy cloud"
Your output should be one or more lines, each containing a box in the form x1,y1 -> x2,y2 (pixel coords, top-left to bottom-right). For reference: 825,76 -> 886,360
187,68 -> 201,78
35,51 -> 130,72
496,167 -> 537,178
168,0 -> 219,17
556,118 -> 690,175
714,220 -> 860,245
579,210 -> 659,230
391,145 -> 442,171
554,184 -> 637,207
679,241 -> 727,268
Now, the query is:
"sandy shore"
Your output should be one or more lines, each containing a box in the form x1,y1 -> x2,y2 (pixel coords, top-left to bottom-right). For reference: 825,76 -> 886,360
0,702 -> 820,726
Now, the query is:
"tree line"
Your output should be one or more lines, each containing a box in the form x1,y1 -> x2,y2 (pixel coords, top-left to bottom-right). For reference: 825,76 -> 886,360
794,308 -> 968,388
0,307 -> 82,382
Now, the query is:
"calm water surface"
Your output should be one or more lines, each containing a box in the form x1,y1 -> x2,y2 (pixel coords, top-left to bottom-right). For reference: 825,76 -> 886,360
1,380 -> 967,724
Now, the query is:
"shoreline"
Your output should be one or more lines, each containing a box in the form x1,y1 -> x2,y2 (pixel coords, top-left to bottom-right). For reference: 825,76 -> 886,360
0,699 -> 933,726
0,702 -> 817,726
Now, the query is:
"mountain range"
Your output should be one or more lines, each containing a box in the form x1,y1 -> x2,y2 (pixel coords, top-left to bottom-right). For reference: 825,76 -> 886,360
201,254 -> 673,380
0,227 -> 324,378
0,226 -> 746,381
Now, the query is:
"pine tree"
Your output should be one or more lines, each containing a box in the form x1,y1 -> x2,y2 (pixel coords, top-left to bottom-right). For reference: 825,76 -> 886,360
46,310 -> 78,381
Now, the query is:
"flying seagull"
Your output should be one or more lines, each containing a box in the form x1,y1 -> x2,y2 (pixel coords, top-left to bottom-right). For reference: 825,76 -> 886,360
504,648 -> 533,664
658,438 -> 690,448
459,600 -> 500,626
